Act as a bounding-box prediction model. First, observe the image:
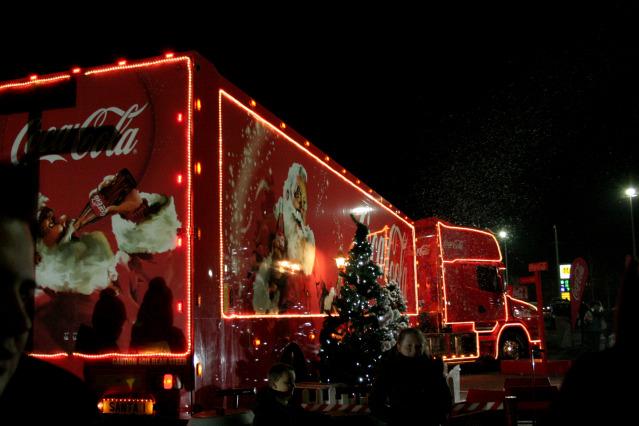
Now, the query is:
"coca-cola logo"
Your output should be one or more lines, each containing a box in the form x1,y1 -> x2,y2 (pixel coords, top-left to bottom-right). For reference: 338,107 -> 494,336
443,239 -> 464,250
416,244 -> 430,257
368,224 -> 410,289
387,225 -> 408,291
90,193 -> 108,217
10,103 -> 148,164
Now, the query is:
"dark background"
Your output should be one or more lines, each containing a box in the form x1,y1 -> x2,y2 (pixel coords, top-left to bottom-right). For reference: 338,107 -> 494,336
2,2 -> 639,307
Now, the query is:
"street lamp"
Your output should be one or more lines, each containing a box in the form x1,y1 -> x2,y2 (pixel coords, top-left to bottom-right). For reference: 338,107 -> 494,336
498,230 -> 509,285
625,187 -> 637,259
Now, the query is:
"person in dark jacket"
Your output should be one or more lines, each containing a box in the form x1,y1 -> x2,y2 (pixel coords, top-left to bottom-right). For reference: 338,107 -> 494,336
369,328 -> 452,426
253,362 -> 326,426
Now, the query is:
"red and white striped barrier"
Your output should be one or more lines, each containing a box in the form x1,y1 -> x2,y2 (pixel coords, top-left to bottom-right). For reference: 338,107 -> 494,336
302,403 -> 370,414
302,400 -> 505,417
451,400 -> 504,416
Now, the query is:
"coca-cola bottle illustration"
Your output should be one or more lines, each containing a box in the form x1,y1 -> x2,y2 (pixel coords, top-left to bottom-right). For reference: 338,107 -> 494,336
75,168 -> 137,229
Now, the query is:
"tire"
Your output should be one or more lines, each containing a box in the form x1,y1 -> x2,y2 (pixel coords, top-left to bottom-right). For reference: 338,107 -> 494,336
499,330 -> 528,360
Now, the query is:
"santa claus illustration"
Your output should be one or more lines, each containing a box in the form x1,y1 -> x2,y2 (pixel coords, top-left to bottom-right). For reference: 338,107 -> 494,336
253,163 -> 316,314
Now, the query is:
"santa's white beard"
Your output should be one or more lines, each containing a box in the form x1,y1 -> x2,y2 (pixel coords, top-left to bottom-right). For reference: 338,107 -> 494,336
281,201 -> 315,275
111,192 -> 181,254
36,232 -> 117,295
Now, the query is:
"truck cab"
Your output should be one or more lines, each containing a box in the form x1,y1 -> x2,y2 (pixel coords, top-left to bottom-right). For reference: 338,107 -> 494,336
415,218 -> 540,361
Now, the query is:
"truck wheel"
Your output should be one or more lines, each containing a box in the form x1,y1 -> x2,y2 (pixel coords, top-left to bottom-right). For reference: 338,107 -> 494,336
499,331 -> 528,360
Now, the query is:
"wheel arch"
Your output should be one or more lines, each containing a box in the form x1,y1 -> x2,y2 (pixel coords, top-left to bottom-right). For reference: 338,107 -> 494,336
496,323 -> 532,360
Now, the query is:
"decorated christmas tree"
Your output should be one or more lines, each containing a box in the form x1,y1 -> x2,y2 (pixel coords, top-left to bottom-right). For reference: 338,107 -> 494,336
320,215 -> 408,385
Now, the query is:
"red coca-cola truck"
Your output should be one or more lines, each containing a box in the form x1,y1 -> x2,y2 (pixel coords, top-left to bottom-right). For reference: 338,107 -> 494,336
0,52 -> 540,417
414,218 -> 541,362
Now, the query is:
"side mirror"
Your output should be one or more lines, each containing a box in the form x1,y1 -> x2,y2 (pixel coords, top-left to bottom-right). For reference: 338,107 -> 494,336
498,268 -> 507,293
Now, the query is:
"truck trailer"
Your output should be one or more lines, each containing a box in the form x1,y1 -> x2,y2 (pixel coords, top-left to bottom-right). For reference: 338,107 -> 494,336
0,51 -> 540,417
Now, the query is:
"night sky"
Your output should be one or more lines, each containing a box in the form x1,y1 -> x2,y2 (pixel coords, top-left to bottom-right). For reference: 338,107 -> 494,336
2,3 -> 639,305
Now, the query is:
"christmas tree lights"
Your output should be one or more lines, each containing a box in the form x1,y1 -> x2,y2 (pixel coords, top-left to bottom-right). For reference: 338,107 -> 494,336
320,215 -> 408,385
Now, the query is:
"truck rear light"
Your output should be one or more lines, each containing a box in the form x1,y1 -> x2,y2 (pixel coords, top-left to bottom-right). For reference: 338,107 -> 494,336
280,122 -> 286,129
195,162 -> 202,175
177,237 -> 183,247
195,99 -> 202,111
176,302 -> 183,313
117,60 -> 127,66
72,67 -> 81,74
253,338 -> 261,347
163,374 -> 173,390
176,174 -> 183,184
249,99 -> 257,107
177,113 -> 183,123
165,52 -> 175,58
196,363 -> 203,377
29,75 -> 37,81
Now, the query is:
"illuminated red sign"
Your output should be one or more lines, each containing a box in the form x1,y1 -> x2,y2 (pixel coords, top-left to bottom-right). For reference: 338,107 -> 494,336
528,262 -> 549,272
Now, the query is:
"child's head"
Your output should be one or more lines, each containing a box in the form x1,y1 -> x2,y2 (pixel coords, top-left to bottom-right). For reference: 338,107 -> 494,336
396,328 -> 426,358
268,362 -> 296,398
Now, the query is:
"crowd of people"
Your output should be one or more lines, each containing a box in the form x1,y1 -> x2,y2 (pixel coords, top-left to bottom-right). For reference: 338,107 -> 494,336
250,328 -> 452,426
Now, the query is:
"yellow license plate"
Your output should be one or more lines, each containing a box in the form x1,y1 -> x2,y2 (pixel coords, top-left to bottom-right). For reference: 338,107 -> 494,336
101,398 -> 154,415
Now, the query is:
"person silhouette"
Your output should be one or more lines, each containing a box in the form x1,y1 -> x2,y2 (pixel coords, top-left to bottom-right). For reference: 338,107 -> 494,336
369,328 -> 452,426
279,343 -> 308,382
129,277 -> 186,353
75,287 -> 127,354
548,256 -> 636,425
